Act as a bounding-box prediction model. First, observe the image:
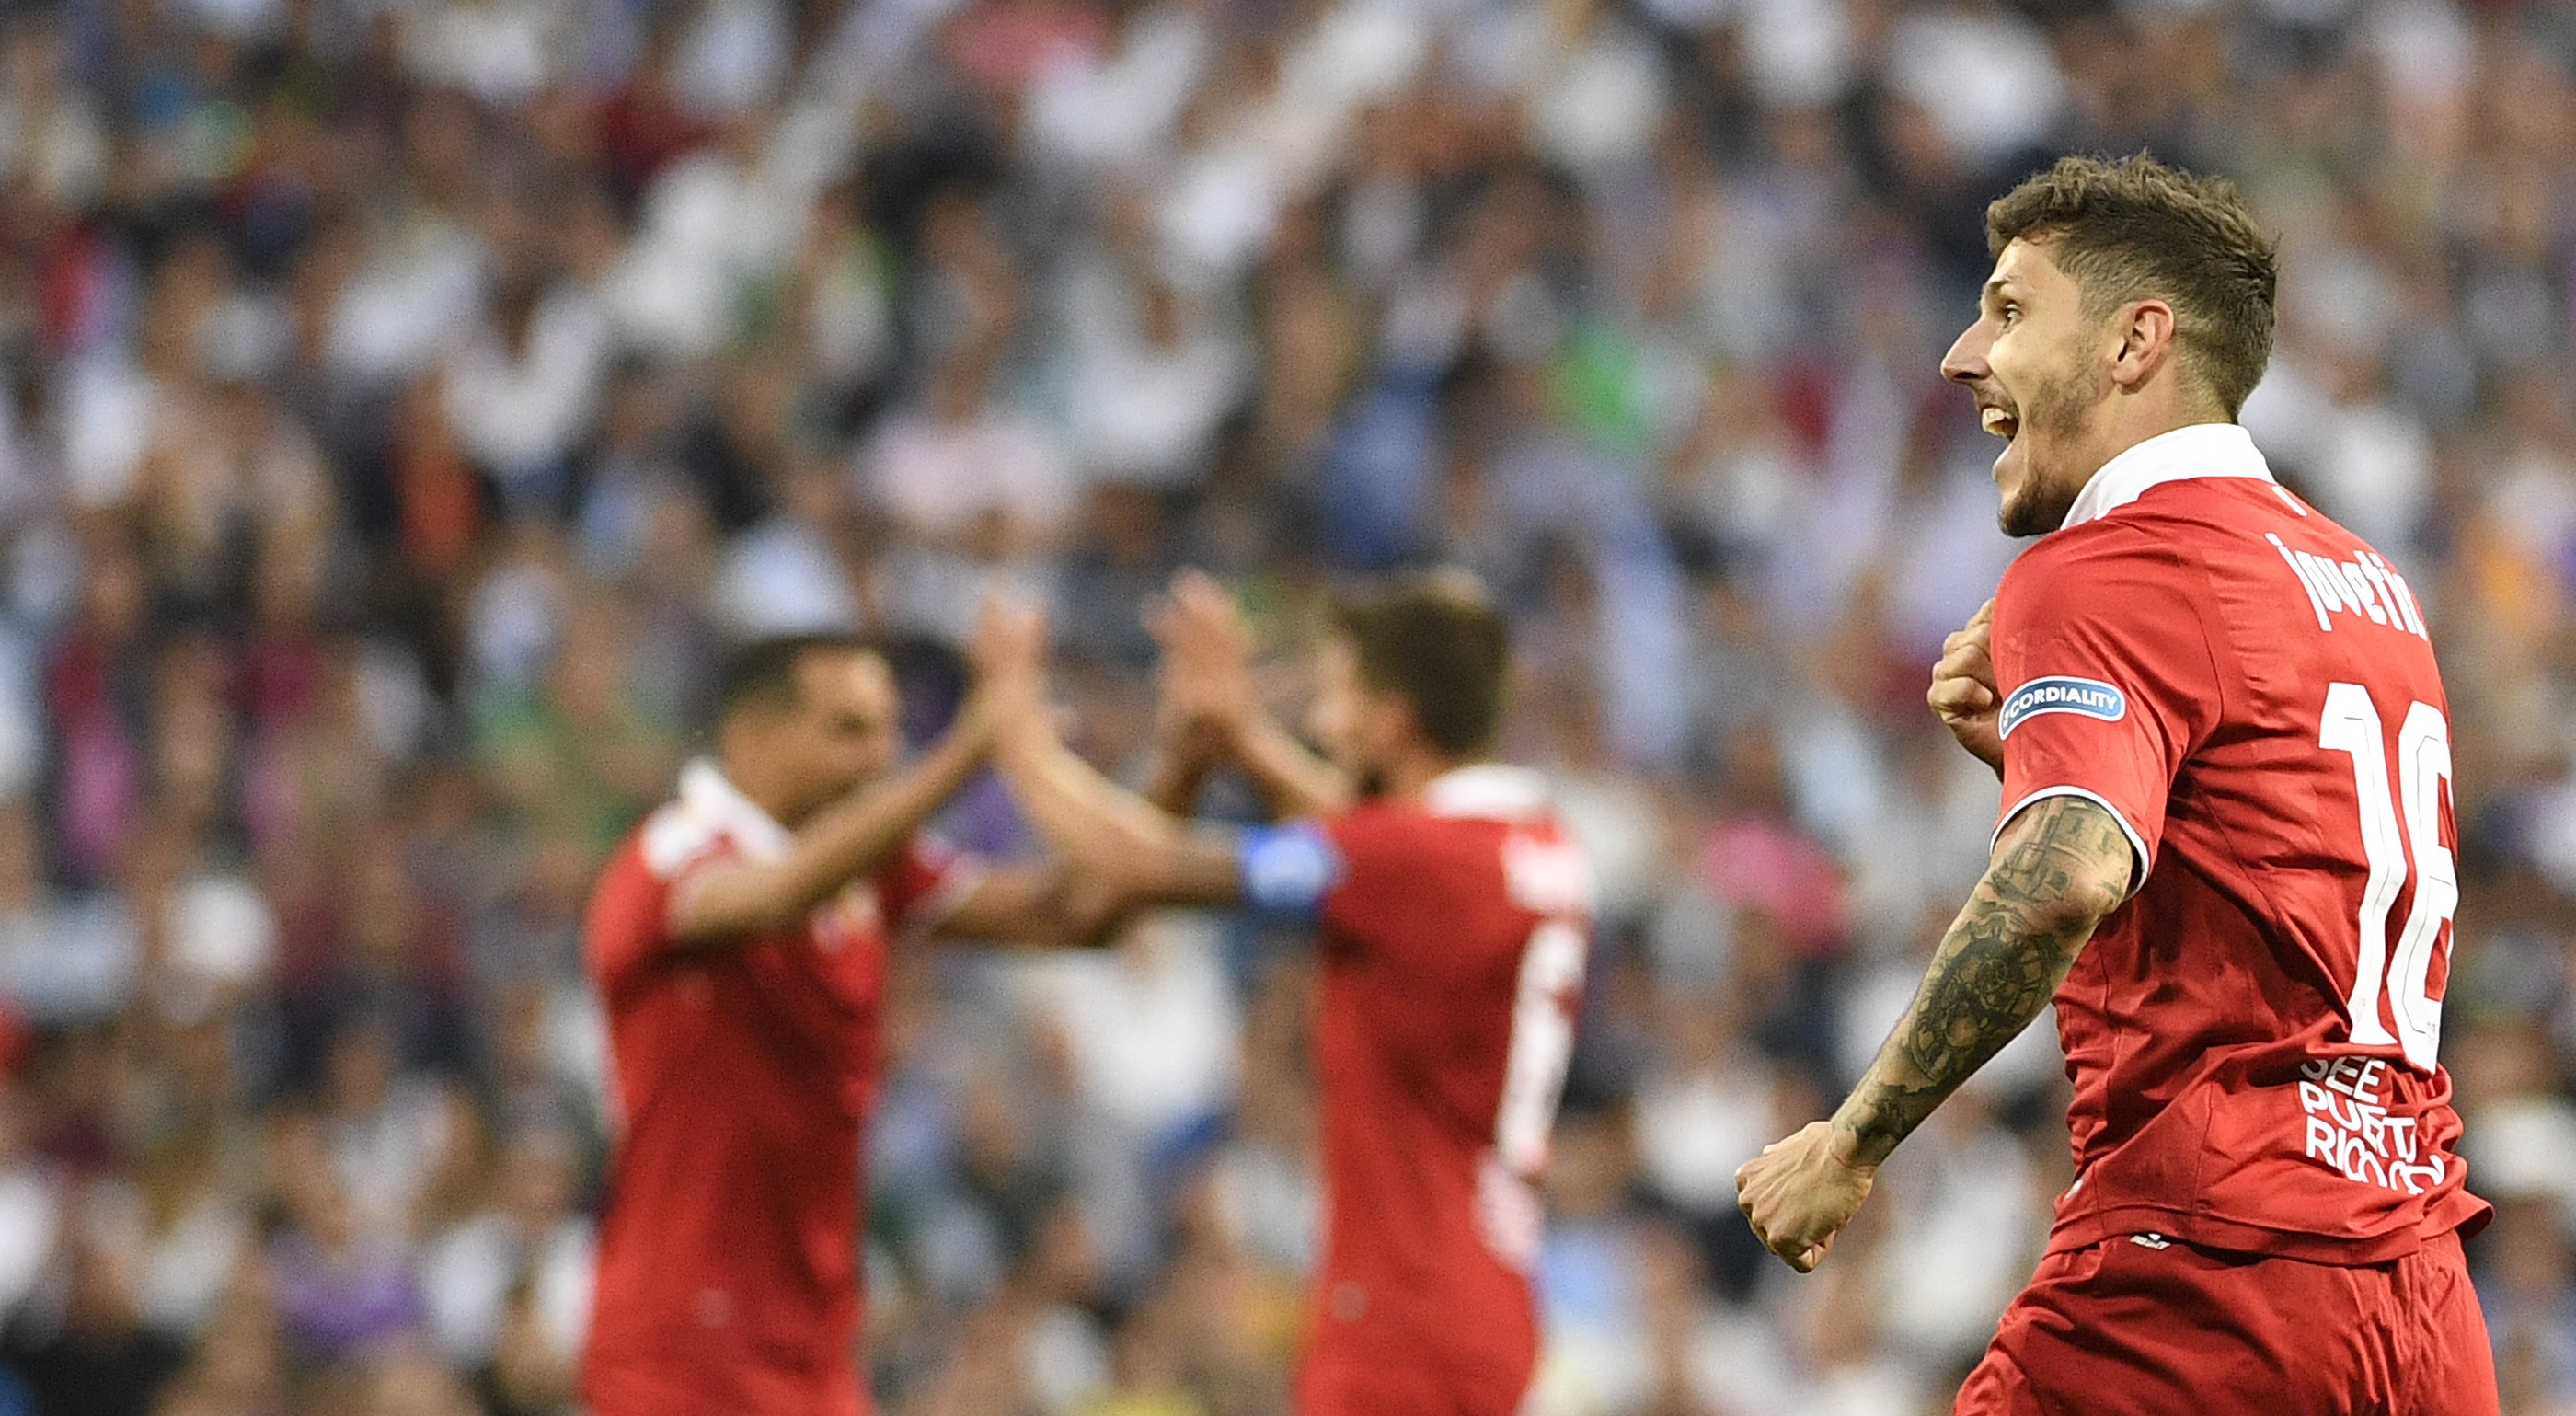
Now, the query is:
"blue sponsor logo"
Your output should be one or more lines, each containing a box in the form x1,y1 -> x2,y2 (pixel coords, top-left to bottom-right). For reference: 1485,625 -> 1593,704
1998,675 -> 2127,739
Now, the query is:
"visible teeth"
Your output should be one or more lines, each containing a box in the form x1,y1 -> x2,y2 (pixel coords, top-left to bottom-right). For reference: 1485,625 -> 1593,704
1981,408 -> 2017,436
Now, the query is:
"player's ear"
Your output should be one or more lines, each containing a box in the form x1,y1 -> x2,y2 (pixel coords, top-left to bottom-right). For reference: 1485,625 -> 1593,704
2110,299 -> 2179,393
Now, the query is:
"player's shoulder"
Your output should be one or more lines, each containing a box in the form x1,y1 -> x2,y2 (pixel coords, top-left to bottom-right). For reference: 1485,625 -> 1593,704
2007,508 -> 2167,574
1327,797 -> 1458,863
637,795 -> 742,881
590,819 -> 657,892
1999,501 -> 2225,619
582,819 -> 673,963
1334,766 -> 1551,855
582,803 -> 696,927
1423,764 -> 1554,822
1348,766 -> 1588,903
1409,766 -> 1558,849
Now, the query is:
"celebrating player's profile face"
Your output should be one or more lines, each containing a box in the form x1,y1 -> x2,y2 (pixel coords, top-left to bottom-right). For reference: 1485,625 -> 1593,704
1943,237 -> 2116,536
1306,637 -> 1368,777
755,651 -> 904,822
1306,636 -> 1406,790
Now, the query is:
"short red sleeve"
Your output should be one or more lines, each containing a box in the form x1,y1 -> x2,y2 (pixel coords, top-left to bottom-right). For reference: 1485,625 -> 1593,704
586,823 -> 739,997
1317,812 -> 1398,946
874,833 -> 984,937
586,849 -> 671,1000
1992,526 -> 2223,880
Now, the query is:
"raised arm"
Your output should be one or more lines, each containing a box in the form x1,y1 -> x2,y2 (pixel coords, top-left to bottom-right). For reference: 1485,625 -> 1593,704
669,604 -> 1043,947
1734,793 -> 2133,1271
996,708 -> 1247,909
1223,712 -> 1358,820
1141,716 -> 1230,816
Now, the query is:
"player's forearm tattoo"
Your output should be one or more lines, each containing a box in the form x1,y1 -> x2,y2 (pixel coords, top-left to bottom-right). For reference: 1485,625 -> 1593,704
1833,796 -> 2133,1167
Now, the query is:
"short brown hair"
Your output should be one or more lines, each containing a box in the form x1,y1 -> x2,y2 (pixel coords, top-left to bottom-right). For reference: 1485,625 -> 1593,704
1329,570 -> 1511,757
1986,154 -> 2279,418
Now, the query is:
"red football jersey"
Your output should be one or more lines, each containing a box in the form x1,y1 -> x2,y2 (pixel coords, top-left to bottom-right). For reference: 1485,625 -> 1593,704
1238,765 -> 1593,1394
1990,423 -> 2489,1264
580,762 -> 976,1409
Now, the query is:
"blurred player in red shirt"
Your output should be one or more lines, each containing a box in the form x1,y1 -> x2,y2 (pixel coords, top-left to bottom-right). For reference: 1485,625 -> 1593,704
580,604 -> 1108,1416
1737,155 -> 2497,1414
998,571 -> 1593,1416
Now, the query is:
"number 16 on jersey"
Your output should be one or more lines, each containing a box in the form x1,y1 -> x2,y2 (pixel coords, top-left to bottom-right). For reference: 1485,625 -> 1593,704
2319,682 -> 2456,1073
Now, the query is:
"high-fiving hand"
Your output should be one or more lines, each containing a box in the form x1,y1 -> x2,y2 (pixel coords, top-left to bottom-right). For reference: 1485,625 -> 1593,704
1148,570 -> 1257,739
967,593 -> 1051,734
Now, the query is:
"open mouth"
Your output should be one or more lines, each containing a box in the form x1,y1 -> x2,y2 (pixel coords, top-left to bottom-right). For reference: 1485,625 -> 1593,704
1980,405 -> 2020,440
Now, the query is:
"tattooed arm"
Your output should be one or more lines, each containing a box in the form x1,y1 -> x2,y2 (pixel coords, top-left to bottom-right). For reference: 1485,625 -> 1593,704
1733,795 -> 2135,1272
1834,794 -> 2133,1162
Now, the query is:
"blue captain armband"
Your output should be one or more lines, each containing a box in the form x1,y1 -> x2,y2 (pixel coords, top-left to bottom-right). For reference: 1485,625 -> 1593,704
1236,822 -> 1344,916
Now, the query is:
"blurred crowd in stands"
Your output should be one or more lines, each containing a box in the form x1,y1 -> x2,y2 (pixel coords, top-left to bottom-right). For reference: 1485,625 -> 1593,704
1,0 -> 2575,1412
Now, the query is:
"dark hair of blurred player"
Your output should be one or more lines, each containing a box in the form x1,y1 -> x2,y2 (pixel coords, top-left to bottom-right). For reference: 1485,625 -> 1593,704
1327,574 -> 1512,757
998,569 -> 1594,1416
1294,572 -> 1510,799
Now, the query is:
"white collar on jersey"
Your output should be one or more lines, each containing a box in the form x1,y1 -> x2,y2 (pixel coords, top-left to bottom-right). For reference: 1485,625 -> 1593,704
676,757 -> 795,862
1424,763 -> 1552,822
2060,421 -> 2277,530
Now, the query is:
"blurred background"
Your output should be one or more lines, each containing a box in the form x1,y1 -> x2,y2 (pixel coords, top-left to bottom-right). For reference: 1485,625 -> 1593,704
0,0 -> 2570,1413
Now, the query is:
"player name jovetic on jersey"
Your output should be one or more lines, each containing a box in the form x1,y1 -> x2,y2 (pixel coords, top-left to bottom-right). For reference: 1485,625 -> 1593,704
1998,675 -> 2128,740
2264,533 -> 2431,639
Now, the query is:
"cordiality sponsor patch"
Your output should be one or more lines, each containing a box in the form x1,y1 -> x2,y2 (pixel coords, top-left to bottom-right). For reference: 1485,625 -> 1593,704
1998,675 -> 2128,739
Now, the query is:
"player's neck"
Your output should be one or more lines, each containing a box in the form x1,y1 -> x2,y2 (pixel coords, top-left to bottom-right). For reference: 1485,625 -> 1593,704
1377,749 -> 1477,802
715,754 -> 809,829
2067,388 -> 2231,502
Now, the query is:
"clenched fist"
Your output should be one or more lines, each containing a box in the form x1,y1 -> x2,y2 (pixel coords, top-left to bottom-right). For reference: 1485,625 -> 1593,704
1735,1121 -> 1877,1273
1929,598 -> 2003,775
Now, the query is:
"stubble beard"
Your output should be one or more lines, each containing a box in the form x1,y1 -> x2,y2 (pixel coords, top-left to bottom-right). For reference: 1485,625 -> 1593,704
1995,363 -> 2100,537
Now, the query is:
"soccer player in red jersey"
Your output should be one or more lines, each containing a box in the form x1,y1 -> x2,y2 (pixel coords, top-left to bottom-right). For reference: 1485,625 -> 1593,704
579,605 -> 1109,1416
997,571 -> 1593,1416
1736,155 -> 2498,1414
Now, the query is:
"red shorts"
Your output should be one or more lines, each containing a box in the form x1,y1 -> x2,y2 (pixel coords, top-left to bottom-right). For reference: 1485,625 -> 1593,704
1958,1228 -> 2496,1416
582,1350 -> 868,1416
1296,1351 -> 1534,1416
